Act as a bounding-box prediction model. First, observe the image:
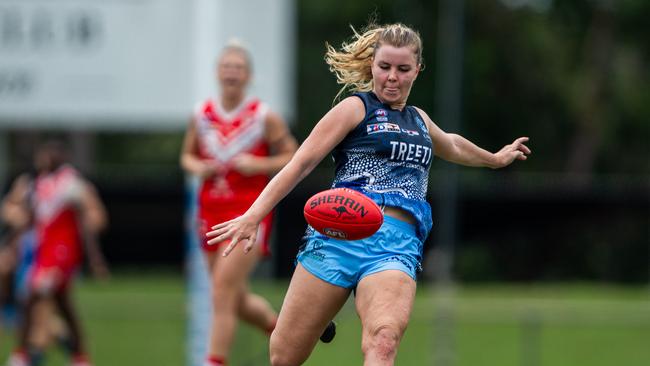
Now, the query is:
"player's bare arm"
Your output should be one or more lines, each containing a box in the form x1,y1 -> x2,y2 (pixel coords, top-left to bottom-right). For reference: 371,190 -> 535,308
79,180 -> 110,279
415,107 -> 531,168
1,174 -> 32,230
180,118 -> 225,178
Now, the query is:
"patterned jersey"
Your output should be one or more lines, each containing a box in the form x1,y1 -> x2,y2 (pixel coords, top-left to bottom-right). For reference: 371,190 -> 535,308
331,92 -> 434,241
194,97 -> 271,211
32,165 -> 84,268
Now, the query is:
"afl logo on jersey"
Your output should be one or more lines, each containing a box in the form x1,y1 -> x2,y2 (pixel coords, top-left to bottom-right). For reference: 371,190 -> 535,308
374,109 -> 389,122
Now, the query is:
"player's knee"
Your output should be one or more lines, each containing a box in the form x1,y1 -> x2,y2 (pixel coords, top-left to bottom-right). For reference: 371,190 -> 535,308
362,324 -> 401,360
210,288 -> 237,313
269,333 -> 307,366
31,277 -> 56,296
210,278 -> 240,305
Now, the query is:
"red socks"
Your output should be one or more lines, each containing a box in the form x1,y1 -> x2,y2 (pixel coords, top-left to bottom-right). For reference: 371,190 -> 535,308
71,353 -> 93,366
206,355 -> 227,366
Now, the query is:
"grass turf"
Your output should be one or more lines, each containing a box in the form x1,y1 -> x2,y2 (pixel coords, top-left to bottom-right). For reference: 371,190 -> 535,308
1,273 -> 649,365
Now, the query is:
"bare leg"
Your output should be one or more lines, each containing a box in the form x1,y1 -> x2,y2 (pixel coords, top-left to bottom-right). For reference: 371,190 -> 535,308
355,270 -> 416,366
204,242 -> 269,360
237,289 -> 277,333
269,264 -> 350,366
52,289 -> 86,355
28,300 -> 58,350
17,293 -> 40,351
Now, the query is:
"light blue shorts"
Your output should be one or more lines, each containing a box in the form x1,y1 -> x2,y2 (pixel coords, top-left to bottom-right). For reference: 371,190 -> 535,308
296,216 -> 423,289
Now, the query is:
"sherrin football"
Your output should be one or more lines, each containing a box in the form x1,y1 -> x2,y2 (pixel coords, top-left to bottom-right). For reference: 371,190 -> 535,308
303,188 -> 383,240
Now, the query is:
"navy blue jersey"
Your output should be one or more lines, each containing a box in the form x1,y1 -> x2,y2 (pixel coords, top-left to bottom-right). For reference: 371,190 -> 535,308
331,92 -> 434,241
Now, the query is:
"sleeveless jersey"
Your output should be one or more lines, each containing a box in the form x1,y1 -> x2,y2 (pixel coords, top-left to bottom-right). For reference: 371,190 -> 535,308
331,92 -> 434,241
194,97 -> 271,210
32,165 -> 84,268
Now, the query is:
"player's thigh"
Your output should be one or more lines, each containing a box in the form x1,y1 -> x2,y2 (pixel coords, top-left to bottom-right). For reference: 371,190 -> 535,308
355,270 -> 416,336
272,264 -> 350,352
209,241 -> 263,286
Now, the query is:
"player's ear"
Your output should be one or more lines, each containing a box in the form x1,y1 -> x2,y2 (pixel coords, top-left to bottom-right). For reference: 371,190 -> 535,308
413,63 -> 422,80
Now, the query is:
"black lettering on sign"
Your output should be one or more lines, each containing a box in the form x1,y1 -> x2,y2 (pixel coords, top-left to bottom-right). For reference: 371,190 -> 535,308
0,69 -> 33,97
0,6 -> 102,51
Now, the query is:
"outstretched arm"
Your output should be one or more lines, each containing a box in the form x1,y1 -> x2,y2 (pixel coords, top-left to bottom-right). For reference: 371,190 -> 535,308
206,96 -> 365,255
416,107 -> 531,168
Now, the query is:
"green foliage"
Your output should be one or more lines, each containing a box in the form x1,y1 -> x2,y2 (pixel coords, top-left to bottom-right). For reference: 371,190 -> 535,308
298,0 -> 648,175
94,132 -> 184,187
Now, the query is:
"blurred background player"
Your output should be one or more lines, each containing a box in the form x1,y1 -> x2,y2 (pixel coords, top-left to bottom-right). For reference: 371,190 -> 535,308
4,140 -> 109,366
180,42 -> 299,366
1,168 -> 70,366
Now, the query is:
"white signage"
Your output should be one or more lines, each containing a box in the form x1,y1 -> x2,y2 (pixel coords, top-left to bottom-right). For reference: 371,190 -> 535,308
0,0 -> 294,130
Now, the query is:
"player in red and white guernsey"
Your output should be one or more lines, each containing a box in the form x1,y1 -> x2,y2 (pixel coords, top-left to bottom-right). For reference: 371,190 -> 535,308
180,43 -> 298,366
6,141 -> 108,366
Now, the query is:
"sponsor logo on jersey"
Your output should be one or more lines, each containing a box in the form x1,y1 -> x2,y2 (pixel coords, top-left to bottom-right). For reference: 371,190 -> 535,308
389,141 -> 433,165
401,128 -> 420,136
312,239 -> 324,250
367,123 -> 401,135
304,239 -> 326,261
374,109 -> 388,117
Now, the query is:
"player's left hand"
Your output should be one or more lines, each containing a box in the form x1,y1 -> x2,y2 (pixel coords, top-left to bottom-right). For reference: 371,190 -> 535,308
231,153 -> 265,176
206,214 -> 259,256
493,137 -> 531,168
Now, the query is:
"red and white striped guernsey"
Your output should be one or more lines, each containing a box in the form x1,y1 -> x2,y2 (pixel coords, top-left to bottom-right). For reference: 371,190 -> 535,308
33,164 -> 84,269
194,97 -> 271,210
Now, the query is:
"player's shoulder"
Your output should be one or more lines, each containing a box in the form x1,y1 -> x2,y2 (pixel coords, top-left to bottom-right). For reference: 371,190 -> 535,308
193,98 -> 215,116
334,95 -> 366,115
410,105 -> 428,117
324,96 -> 365,129
410,105 -> 437,124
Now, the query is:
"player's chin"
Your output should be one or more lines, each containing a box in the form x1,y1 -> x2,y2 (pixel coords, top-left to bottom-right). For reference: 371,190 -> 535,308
380,90 -> 404,104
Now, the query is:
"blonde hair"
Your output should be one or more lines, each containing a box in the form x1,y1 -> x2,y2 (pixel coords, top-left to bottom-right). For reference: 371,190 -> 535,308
218,38 -> 252,71
325,23 -> 423,101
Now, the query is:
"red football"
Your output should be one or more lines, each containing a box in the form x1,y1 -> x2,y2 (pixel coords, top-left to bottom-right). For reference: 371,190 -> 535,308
303,188 -> 383,240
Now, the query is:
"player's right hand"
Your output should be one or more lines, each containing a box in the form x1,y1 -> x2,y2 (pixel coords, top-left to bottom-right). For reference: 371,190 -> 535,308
206,214 -> 259,256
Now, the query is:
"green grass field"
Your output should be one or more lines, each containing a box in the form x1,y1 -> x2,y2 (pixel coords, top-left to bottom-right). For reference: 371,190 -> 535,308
1,273 -> 649,366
